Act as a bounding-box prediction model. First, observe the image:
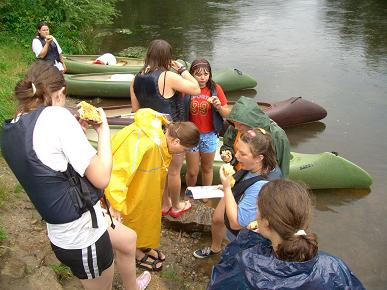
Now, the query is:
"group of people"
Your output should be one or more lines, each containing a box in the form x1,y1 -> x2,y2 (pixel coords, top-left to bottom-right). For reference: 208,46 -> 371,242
0,26 -> 365,289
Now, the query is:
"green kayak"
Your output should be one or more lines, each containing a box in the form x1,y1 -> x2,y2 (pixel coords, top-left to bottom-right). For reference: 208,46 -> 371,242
180,150 -> 372,189
64,55 -> 144,74
86,128 -> 372,189
65,56 -> 257,92
65,68 -> 257,98
288,152 -> 372,189
65,73 -> 133,98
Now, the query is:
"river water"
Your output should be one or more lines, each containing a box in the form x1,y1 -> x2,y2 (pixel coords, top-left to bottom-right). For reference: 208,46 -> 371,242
98,0 -> 387,288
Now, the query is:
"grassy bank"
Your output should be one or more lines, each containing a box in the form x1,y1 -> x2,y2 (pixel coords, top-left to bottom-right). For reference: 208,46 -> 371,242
0,31 -> 34,123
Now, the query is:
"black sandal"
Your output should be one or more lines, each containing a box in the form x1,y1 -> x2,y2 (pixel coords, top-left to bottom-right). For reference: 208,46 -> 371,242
143,248 -> 166,262
136,253 -> 163,272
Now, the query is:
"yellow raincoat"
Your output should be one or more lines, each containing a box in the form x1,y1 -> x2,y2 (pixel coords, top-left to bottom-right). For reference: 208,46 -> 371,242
105,108 -> 172,248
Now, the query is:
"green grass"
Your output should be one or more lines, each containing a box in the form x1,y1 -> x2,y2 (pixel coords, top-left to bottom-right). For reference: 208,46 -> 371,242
160,270 -> 184,284
0,179 -> 9,207
0,226 -> 7,242
0,31 -> 34,123
49,264 -> 72,284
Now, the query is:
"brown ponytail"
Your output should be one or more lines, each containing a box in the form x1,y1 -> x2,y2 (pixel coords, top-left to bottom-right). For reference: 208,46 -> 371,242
258,179 -> 318,262
14,60 -> 65,115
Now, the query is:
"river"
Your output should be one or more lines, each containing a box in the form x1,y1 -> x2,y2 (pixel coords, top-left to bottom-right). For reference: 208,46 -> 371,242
97,0 -> 387,288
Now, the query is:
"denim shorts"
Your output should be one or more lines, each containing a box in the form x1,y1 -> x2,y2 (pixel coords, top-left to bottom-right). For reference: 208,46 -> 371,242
190,131 -> 219,153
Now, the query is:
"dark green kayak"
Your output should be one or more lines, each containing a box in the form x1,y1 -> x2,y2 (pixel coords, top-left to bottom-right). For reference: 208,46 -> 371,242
65,68 -> 257,98
65,73 -> 133,98
86,128 -> 372,189
64,55 -> 144,74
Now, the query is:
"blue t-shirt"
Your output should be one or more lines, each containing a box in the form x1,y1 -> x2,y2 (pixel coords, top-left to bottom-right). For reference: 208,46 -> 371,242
226,167 -> 282,241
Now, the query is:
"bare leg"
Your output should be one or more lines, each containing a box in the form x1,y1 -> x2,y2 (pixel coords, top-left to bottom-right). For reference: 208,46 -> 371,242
168,154 -> 189,210
80,263 -> 114,290
211,198 -> 226,252
185,151 -> 200,186
200,151 -> 216,186
108,222 -> 138,290
161,181 -> 172,212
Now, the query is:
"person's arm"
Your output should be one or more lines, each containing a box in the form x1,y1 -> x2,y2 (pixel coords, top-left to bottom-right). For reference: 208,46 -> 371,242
220,165 -> 242,230
220,127 -> 237,165
37,38 -> 53,59
59,54 -> 66,73
212,85 -> 231,117
130,81 -> 140,112
167,61 -> 200,95
84,108 -> 112,189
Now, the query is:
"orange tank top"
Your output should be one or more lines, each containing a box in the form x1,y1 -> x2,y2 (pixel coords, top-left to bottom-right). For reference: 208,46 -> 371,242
233,131 -> 242,171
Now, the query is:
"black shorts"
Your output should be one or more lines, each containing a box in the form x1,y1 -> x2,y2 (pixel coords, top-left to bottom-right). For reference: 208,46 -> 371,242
50,230 -> 114,280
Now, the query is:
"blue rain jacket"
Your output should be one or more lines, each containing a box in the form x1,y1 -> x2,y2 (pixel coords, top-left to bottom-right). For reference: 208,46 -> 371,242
208,229 -> 365,290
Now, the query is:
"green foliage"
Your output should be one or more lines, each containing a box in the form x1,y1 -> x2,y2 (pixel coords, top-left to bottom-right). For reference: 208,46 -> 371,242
49,264 -> 72,283
118,46 -> 147,58
0,0 -> 120,54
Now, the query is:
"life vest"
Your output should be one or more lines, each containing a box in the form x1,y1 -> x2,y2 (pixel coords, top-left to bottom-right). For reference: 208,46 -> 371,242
183,85 -> 224,134
1,107 -> 103,227
224,170 -> 265,236
133,70 -> 184,121
35,36 -> 61,62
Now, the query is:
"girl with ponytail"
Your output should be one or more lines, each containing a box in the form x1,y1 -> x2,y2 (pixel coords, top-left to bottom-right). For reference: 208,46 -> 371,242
208,179 -> 365,290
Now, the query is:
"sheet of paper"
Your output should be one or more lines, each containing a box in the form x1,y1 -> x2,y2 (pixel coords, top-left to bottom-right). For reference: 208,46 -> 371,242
187,186 -> 224,199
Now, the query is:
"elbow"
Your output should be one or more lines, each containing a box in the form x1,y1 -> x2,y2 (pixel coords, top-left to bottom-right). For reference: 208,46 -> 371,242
93,175 -> 111,190
230,220 -> 241,230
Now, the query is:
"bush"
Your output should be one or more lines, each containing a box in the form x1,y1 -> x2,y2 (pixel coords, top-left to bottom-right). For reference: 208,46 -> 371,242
0,0 -> 119,54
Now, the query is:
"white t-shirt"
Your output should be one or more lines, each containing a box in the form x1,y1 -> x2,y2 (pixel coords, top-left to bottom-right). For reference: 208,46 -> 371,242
32,37 -> 64,71
33,106 -> 107,249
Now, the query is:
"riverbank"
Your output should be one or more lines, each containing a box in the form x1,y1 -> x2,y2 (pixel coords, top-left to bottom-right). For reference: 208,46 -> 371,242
0,32 -> 34,124
0,156 -> 213,289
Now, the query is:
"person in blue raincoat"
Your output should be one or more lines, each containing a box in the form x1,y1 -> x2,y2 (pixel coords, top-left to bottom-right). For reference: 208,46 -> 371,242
207,179 -> 365,290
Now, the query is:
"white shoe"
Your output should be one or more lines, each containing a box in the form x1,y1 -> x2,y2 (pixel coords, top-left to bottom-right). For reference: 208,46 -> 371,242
136,271 -> 151,290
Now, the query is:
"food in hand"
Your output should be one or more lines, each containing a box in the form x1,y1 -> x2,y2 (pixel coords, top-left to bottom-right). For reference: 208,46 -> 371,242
77,101 -> 102,124
45,35 -> 53,40
222,163 -> 236,187
221,150 -> 232,160
207,96 -> 218,104
248,220 -> 258,230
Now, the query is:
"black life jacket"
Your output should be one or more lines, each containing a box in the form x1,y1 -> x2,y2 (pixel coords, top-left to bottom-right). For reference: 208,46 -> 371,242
183,85 -> 224,134
133,70 -> 184,121
35,36 -> 61,62
1,107 -> 103,227
224,170 -> 265,237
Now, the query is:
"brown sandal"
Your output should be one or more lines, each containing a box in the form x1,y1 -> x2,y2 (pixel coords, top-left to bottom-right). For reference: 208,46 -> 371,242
136,253 -> 163,272
143,248 -> 166,262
